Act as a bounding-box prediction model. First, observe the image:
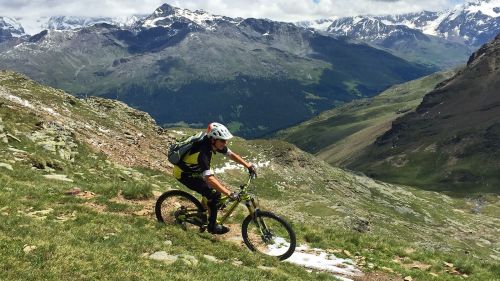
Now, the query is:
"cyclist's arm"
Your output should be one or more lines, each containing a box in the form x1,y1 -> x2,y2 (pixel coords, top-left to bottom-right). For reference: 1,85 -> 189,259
228,152 -> 252,169
205,175 -> 232,196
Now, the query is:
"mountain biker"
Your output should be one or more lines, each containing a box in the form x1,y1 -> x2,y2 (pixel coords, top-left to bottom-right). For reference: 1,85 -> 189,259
172,122 -> 257,234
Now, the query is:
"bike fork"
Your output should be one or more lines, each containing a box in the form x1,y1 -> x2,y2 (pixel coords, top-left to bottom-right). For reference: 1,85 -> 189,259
246,199 -> 271,242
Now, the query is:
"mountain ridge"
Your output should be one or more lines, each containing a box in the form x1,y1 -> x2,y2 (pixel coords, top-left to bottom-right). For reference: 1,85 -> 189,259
0,3 -> 432,138
297,0 -> 499,68
310,0 -> 500,48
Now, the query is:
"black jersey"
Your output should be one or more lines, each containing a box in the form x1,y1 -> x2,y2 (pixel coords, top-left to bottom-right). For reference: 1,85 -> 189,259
172,136 -> 231,179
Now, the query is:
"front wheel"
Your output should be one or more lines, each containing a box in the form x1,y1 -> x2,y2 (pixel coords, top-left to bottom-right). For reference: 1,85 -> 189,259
242,211 -> 296,260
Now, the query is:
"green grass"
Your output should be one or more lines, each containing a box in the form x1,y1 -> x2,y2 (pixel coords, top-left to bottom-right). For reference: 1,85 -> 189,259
0,174 -> 334,281
122,181 -> 154,200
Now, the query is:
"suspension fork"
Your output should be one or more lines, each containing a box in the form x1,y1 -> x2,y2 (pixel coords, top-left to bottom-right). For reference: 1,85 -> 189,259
245,198 -> 269,233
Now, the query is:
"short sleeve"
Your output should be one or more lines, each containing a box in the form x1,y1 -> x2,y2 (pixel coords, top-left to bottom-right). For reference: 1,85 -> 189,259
198,144 -> 212,173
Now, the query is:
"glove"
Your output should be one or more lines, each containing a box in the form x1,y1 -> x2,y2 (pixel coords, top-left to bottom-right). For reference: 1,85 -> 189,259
229,191 -> 240,201
248,164 -> 257,178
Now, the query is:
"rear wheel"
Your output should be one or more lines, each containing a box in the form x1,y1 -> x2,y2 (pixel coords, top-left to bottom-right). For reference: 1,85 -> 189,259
155,190 -> 206,231
241,211 -> 296,260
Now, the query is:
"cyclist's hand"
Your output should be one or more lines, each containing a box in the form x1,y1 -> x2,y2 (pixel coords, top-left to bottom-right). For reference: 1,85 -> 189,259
229,191 -> 240,201
248,164 -> 257,178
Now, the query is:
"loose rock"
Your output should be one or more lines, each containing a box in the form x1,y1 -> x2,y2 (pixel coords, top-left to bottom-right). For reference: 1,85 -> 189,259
179,254 -> 198,266
203,255 -> 221,263
43,174 -> 74,182
23,245 -> 37,254
148,251 -> 178,264
0,163 -> 13,171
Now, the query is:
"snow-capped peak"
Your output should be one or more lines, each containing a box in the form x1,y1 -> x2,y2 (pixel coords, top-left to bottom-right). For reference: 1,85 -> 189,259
0,16 -> 26,38
141,3 -> 226,30
295,18 -> 337,31
45,15 -> 146,31
462,0 -> 500,17
311,0 -> 499,47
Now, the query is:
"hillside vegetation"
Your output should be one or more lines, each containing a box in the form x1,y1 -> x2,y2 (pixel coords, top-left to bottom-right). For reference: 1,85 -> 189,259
1,71 -> 499,280
349,35 -> 500,193
272,70 -> 456,165
274,35 -> 500,194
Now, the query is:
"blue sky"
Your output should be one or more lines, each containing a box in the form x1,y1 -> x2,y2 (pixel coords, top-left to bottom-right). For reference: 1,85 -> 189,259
0,0 -> 471,34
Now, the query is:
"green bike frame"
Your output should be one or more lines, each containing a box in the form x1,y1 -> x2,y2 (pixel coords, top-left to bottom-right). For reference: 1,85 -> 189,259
200,176 -> 261,226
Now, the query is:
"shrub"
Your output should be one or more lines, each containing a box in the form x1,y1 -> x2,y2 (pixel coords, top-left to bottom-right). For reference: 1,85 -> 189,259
122,181 -> 153,200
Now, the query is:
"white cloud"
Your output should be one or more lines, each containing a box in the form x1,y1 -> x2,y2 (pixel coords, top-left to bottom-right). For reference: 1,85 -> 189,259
170,0 -> 463,21
1,0 -> 465,34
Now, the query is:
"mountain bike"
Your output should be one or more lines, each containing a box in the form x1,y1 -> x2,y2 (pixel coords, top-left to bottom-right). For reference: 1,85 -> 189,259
155,175 -> 296,260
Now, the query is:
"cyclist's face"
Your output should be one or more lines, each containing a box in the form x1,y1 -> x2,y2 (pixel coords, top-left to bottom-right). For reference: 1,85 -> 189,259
213,139 -> 227,150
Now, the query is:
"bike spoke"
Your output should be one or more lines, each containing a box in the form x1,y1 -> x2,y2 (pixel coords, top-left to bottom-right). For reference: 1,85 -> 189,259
158,194 -> 205,231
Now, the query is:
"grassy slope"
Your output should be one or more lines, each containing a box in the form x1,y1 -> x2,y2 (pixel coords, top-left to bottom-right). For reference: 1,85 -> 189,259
1,71 -> 498,280
349,37 -> 500,193
272,70 -> 457,165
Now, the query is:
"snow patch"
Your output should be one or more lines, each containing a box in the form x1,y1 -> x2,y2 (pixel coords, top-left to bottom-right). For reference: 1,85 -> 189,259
171,130 -> 186,135
0,16 -> 26,36
0,88 -> 59,116
1,17 -> 23,31
464,0 -> 500,17
143,16 -> 169,28
268,237 -> 363,280
0,90 -> 35,109
296,19 -> 337,31
214,161 -> 269,174
352,16 -> 364,25
421,12 -> 449,36
42,106 -> 60,116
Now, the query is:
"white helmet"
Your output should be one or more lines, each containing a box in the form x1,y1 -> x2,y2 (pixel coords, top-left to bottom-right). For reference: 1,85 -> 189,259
207,122 -> 233,140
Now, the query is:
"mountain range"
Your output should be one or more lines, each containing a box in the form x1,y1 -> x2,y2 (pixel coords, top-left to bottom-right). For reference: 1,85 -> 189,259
299,0 -> 500,68
323,0 -> 500,47
0,3 -> 431,138
3,1 -> 499,68
45,15 -> 146,31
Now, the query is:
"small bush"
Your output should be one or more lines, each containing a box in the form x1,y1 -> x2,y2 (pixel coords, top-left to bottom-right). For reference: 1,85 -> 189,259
122,181 -> 153,200
303,230 -> 323,244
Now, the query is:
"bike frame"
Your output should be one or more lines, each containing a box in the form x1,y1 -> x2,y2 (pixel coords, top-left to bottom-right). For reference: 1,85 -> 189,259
198,175 -> 261,226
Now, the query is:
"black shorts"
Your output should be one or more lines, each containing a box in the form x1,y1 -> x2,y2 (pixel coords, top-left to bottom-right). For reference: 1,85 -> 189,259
178,174 -> 221,202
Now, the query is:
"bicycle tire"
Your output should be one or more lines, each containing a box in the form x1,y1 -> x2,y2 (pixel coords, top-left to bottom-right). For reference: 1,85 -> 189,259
155,190 -> 205,225
241,211 -> 296,260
